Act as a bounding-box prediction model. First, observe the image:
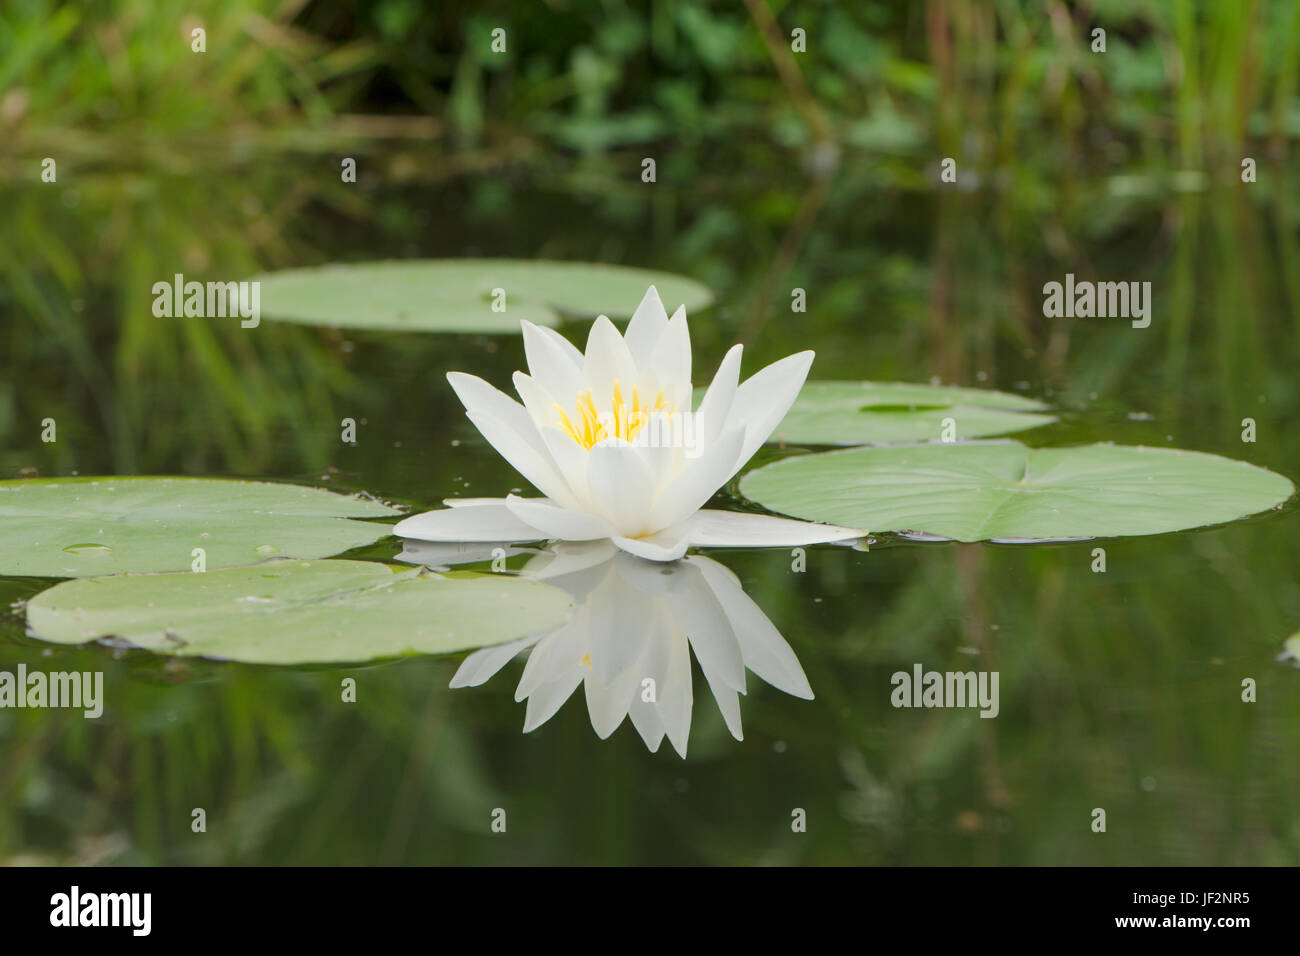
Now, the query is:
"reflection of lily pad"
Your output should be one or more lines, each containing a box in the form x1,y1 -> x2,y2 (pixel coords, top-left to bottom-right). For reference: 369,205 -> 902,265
0,477 -> 400,577
25,559 -> 574,665
770,382 -> 1054,445
253,259 -> 714,333
740,441 -> 1294,542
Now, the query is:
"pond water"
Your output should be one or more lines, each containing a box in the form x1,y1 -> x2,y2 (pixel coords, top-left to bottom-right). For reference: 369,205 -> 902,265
1,173 -> 1297,865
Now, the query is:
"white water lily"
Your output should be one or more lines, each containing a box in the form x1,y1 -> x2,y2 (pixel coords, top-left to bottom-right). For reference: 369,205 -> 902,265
399,539 -> 813,757
395,285 -> 863,561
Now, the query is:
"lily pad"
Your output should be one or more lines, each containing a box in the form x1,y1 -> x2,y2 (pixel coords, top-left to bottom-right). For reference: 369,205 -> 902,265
25,559 -> 574,665
252,259 -> 714,333
0,477 -> 400,577
739,441 -> 1294,542
770,381 -> 1054,445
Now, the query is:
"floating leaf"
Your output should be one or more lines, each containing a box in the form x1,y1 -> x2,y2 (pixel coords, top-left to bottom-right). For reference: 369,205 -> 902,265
25,559 -> 574,665
252,259 -> 714,333
740,441 -> 1294,542
0,477 -> 400,577
770,381 -> 1054,445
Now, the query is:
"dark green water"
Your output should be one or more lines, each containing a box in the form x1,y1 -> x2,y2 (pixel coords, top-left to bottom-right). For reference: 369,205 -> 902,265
2,168 -> 1297,865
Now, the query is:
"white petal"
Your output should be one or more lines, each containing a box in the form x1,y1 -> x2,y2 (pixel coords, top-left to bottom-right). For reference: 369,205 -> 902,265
517,615 -> 587,700
647,305 -> 691,406
504,495 -> 613,541
450,633 -> 545,688
394,502 -> 543,543
512,370 -> 601,499
684,509 -> 864,548
689,555 -> 813,699
521,320 -> 585,401
540,427 -> 593,505
695,344 -> 743,444
612,548 -> 687,594
729,350 -> 814,464
702,672 -> 744,741
446,372 -> 541,451
533,322 -> 585,366
584,667 -> 639,739
522,670 -> 585,733
627,695 -> 666,753
612,526 -> 691,562
660,627 -> 694,757
511,370 -> 560,433
586,439 -> 657,535
647,425 -> 746,530
623,285 -> 670,362
631,431 -> 678,493
524,540 -> 619,586
585,576 -> 655,681
464,410 -> 579,508
583,314 -> 638,396
672,561 -> 746,693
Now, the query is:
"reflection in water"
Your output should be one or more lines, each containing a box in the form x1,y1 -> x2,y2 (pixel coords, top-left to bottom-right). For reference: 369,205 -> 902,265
398,540 -> 812,757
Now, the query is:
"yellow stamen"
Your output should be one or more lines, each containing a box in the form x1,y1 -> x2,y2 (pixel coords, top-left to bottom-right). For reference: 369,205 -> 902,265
554,379 -> 672,450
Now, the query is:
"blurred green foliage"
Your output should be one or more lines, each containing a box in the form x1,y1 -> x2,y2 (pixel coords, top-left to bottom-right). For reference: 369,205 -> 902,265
0,0 -> 1297,864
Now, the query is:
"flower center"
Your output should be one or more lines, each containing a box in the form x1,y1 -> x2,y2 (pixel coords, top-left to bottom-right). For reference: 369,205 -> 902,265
554,380 -> 672,450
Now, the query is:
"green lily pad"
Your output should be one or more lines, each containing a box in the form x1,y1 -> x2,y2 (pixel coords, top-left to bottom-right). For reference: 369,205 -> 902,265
0,477 -> 400,577
25,559 -> 574,665
739,440 -> 1294,542
770,381 -> 1054,445
252,259 -> 714,333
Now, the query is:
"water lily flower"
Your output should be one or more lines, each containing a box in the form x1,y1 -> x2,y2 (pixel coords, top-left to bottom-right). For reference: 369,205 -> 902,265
400,539 -> 813,757
395,286 -> 863,561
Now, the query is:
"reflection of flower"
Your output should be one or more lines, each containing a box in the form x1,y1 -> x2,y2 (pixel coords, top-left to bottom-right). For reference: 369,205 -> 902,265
396,286 -> 861,561
399,540 -> 813,757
